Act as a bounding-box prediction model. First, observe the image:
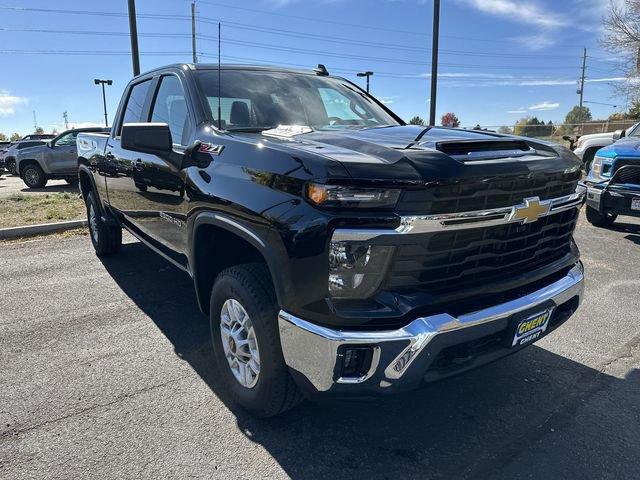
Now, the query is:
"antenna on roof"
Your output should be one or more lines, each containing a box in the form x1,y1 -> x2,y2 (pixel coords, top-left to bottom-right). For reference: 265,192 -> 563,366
314,64 -> 329,76
217,22 -> 222,130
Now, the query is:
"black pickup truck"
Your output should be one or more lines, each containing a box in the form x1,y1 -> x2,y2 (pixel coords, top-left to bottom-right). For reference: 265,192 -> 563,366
77,63 -> 586,417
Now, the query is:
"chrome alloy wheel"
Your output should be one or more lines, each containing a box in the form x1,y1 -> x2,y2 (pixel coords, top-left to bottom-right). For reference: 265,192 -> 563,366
220,299 -> 260,388
88,202 -> 99,243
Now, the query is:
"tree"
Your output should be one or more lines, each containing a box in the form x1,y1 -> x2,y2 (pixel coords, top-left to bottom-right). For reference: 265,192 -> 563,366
608,111 -> 629,121
564,106 -> 592,125
10,132 -> 21,141
0,133 -> 6,141
440,112 -> 460,128
34,126 -> 44,134
602,1 -> 640,102
408,116 -> 425,126
513,117 -> 553,137
628,100 -> 640,119
497,126 -> 513,134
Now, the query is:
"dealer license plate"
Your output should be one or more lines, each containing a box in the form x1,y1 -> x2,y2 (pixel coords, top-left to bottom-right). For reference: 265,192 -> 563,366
631,197 -> 640,211
512,309 -> 553,347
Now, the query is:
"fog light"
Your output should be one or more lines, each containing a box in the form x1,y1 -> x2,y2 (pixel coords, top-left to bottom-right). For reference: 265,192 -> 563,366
338,345 -> 374,379
328,242 -> 394,299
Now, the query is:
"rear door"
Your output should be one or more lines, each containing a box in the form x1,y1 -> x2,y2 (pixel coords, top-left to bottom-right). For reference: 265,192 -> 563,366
104,78 -> 154,221
45,131 -> 79,174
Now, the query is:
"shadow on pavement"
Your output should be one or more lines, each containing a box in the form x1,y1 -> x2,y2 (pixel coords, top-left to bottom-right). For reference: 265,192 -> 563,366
100,241 -> 639,480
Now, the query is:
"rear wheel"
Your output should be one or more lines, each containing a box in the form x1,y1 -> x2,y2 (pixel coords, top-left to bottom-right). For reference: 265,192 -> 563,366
586,205 -> 617,228
22,164 -> 47,189
85,191 -> 121,256
210,263 -> 303,418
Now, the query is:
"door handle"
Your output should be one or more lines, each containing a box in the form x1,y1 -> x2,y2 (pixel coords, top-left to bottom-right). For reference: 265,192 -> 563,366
134,158 -> 143,171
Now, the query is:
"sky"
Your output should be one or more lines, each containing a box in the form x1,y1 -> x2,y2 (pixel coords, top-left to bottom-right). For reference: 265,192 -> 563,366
0,0 -> 630,136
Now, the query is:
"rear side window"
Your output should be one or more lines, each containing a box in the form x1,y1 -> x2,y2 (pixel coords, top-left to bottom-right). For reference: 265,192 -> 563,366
119,79 -> 152,135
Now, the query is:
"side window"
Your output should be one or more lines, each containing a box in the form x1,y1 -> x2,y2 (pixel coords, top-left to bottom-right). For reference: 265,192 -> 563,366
119,79 -> 152,136
54,132 -> 78,146
151,76 -> 192,146
318,87 -> 363,122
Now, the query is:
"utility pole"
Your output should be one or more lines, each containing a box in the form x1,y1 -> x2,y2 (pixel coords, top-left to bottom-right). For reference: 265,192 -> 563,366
357,71 -> 374,93
127,0 -> 141,76
191,2 -> 198,63
63,111 -> 69,130
32,111 -> 38,132
94,79 -> 113,127
429,0 -> 441,126
578,47 -> 587,113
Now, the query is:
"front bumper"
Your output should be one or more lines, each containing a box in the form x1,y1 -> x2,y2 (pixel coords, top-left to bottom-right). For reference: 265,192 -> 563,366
586,183 -> 640,217
278,263 -> 584,396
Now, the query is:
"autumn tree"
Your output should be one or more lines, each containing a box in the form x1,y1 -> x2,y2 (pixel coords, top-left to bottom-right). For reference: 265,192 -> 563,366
34,126 -> 44,134
0,133 -> 7,141
10,133 -> 21,141
440,112 -> 461,128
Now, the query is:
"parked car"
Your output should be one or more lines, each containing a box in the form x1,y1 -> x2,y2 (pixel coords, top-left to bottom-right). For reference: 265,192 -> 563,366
0,141 -> 12,173
572,122 -> 640,172
21,133 -> 56,141
16,127 -> 109,188
77,63 -> 585,417
2,140 -> 48,175
585,129 -> 640,227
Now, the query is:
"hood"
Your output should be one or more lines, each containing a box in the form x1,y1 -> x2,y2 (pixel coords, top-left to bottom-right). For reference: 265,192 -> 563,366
239,125 -> 581,183
579,131 -> 614,142
15,144 -> 47,158
597,136 -> 640,159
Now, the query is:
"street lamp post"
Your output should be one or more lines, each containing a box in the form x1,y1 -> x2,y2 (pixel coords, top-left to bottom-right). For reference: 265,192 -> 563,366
94,79 -> 113,127
357,71 -> 374,93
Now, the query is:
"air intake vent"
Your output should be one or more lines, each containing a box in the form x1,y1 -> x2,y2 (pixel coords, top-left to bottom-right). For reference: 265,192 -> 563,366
436,140 -> 532,159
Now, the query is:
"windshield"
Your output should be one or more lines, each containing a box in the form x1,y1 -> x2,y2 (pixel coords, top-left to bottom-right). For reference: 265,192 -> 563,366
195,70 -> 400,132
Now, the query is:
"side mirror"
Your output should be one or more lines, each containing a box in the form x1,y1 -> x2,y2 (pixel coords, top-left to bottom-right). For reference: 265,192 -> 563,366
613,129 -> 626,141
121,123 -> 173,154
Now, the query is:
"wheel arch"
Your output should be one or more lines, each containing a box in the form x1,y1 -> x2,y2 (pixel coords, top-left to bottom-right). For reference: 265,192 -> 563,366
17,158 -> 40,177
189,212 -> 286,315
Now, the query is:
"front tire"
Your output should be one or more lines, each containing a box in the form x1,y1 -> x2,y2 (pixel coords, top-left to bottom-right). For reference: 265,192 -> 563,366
5,158 -> 17,175
85,191 -> 122,256
210,263 -> 303,418
586,205 -> 617,227
22,164 -> 47,188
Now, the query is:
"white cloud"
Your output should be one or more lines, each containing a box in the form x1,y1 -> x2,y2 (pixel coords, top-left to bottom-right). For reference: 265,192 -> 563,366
510,33 -> 558,51
460,0 -> 566,28
529,101 -> 560,111
0,91 -> 27,116
378,96 -> 399,105
507,109 -> 527,114
48,121 -> 104,132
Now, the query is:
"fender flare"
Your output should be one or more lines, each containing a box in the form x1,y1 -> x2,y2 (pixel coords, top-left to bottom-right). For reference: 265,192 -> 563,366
188,211 -> 289,312
77,164 -> 109,217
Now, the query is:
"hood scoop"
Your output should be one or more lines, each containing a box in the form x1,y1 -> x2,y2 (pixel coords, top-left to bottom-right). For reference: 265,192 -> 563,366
434,139 -> 538,162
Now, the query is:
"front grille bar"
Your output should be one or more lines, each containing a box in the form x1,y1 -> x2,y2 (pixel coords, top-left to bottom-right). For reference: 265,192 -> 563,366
333,186 -> 586,242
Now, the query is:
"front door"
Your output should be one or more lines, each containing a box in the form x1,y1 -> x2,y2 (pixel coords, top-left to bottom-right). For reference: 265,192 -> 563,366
131,74 -> 192,261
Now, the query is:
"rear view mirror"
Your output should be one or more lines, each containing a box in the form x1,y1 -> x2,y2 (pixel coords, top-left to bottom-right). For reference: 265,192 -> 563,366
121,123 -> 173,154
613,129 -> 626,141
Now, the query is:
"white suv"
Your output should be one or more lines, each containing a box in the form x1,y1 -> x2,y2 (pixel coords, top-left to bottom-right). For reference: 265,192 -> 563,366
574,122 -> 640,171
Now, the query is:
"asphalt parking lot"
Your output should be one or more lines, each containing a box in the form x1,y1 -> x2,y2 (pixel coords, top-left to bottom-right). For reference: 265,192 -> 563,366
1,213 -> 639,480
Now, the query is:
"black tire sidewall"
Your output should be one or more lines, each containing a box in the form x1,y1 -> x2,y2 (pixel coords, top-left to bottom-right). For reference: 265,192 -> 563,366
23,165 -> 46,188
210,266 -> 288,416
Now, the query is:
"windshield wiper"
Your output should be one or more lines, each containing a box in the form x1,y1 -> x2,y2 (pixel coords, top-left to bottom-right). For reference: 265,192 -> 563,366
226,126 -> 274,133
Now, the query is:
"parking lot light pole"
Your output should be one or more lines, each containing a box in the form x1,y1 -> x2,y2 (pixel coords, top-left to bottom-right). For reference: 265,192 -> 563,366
357,71 -> 374,93
94,79 -> 113,127
429,0 -> 441,126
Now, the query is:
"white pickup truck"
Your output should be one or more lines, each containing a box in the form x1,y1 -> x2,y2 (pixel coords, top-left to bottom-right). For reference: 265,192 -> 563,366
574,122 -> 639,171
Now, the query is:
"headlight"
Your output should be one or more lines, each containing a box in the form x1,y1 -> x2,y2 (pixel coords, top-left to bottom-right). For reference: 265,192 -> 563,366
328,241 -> 394,299
307,183 -> 400,209
590,155 -> 613,180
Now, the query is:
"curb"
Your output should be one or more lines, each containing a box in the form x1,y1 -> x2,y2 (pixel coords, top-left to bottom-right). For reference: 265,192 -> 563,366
0,219 -> 87,240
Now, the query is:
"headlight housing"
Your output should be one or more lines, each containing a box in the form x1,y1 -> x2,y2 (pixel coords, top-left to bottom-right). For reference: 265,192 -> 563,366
306,183 -> 401,209
590,155 -> 613,180
328,241 -> 394,299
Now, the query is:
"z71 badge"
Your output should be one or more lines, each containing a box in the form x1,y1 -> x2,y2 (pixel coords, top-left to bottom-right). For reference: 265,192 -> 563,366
198,143 -> 224,155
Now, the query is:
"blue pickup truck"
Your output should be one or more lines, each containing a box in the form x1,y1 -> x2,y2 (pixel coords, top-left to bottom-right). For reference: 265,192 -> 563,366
585,131 -> 640,227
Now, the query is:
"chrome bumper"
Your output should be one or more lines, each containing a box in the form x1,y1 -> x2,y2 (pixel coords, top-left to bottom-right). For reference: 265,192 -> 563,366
278,263 -> 584,394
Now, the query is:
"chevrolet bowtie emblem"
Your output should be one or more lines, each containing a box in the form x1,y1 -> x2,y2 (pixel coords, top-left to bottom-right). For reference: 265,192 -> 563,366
510,197 -> 550,224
